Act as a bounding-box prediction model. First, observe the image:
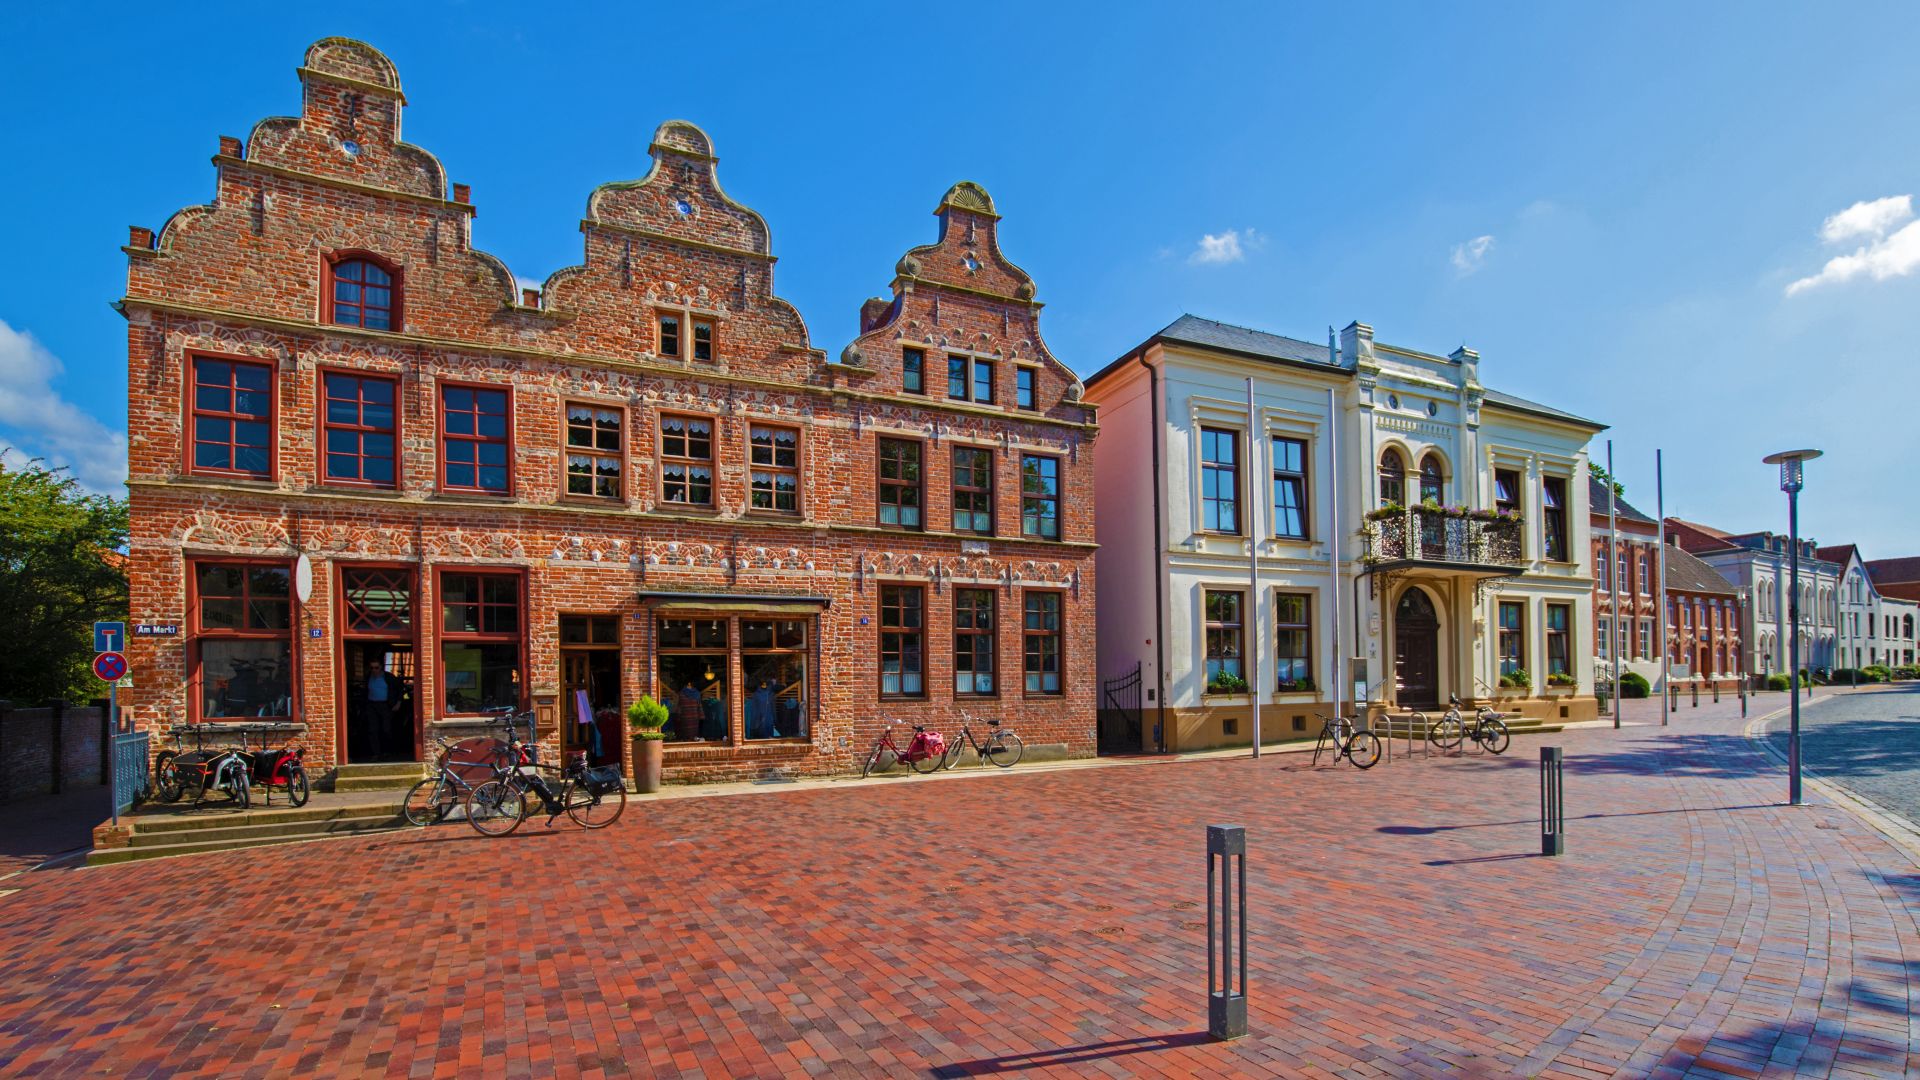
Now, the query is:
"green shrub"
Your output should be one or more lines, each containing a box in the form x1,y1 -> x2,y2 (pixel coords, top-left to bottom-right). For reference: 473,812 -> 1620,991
1766,673 -> 1791,692
1499,668 -> 1532,689
1619,671 -> 1651,698
1894,665 -> 1920,681
1863,664 -> 1891,682
1547,672 -> 1577,688
627,694 -> 670,740
1207,672 -> 1249,695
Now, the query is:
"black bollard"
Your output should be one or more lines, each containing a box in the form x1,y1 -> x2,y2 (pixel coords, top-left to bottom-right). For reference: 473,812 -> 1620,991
1540,747 -> 1565,856
1206,824 -> 1248,1040
1691,680 -> 1699,708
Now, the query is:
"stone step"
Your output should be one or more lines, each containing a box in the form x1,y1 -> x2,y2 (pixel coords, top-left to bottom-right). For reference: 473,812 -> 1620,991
127,811 -> 407,849
330,774 -> 426,792
129,799 -> 404,835
90,818 -> 414,865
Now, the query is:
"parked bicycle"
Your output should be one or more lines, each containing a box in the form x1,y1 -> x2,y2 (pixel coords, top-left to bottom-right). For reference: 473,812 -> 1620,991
404,735 -> 503,826
940,711 -> 1024,770
1428,695 -> 1510,755
465,714 -> 627,836
154,726 -> 252,809
860,722 -> 946,778
243,737 -> 310,807
1312,713 -> 1382,769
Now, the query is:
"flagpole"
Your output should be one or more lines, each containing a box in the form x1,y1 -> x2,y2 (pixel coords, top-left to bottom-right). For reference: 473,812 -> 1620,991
1608,440 -> 1620,729
1246,377 -> 1262,758
1327,385 -> 1341,727
1657,449 -> 1669,726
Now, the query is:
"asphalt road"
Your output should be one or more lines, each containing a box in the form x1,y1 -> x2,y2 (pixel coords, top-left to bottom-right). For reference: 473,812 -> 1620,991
1769,683 -> 1920,827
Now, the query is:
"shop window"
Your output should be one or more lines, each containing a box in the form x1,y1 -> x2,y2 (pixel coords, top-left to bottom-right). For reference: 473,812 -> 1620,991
440,572 -> 522,715
327,256 -> 398,331
1271,436 -> 1307,540
1275,594 -> 1311,689
1020,454 -> 1059,539
322,372 -> 396,487
440,384 -> 511,494
660,415 -> 714,506
564,404 -> 623,500
749,424 -> 800,514
657,617 -> 729,741
954,588 -> 997,696
952,447 -> 994,534
1023,592 -> 1063,694
743,619 -> 808,740
559,615 -> 619,646
877,439 -> 923,529
1201,428 -> 1240,533
192,562 -> 292,721
1205,590 -> 1244,684
880,584 -> 925,697
190,357 -> 274,479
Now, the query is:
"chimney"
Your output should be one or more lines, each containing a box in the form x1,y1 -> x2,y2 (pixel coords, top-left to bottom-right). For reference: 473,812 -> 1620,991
521,288 -> 540,308
128,225 -> 154,249
218,135 -> 243,159
1339,321 -> 1374,366
452,183 -> 471,204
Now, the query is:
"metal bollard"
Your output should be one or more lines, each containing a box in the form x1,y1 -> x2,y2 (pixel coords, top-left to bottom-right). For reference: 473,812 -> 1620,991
1691,680 -> 1699,708
1540,747 -> 1565,856
1206,824 -> 1248,1040
1712,681 -> 1720,704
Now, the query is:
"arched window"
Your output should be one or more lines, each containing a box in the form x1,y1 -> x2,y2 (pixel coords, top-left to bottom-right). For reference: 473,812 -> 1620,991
327,255 -> 400,331
1418,454 -> 1445,505
1378,448 -> 1405,508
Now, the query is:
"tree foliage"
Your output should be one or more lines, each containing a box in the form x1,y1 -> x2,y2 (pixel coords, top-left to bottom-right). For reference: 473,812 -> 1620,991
0,456 -> 128,704
1588,460 -> 1626,500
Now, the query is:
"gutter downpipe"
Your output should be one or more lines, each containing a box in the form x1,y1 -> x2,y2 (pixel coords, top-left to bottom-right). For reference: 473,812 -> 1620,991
1139,349 -> 1170,753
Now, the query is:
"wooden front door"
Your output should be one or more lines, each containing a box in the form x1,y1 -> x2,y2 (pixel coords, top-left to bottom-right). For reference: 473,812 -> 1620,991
1394,589 -> 1440,708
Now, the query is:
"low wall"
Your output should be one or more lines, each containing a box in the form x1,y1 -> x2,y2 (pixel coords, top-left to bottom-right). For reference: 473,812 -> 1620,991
0,702 -> 107,802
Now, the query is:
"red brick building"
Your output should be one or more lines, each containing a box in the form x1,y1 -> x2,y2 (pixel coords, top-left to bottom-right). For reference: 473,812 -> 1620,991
119,38 -> 1098,780
1661,543 -> 1742,690
1588,475 -> 1662,677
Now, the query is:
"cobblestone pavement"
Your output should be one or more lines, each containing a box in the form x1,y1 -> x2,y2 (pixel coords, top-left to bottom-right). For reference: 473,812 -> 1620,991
1767,683 -> 1920,828
1,695 -> 1916,1079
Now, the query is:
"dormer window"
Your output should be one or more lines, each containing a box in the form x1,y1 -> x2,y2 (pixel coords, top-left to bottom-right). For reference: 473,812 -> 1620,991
326,255 -> 399,331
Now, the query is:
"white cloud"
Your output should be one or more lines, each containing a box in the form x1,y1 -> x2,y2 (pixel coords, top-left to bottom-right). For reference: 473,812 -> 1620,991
1787,195 -> 1920,296
1450,234 -> 1495,275
0,319 -> 128,492
1818,195 -> 1912,244
1189,229 -> 1256,265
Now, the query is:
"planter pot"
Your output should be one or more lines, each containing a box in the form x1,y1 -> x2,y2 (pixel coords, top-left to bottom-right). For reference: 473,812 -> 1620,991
632,737 -> 664,793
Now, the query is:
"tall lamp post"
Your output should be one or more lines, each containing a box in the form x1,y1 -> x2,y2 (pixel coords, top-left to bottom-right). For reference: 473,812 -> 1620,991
1762,448 -> 1821,806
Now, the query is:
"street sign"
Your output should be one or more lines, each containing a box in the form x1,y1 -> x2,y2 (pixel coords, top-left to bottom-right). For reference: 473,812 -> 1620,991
93,621 -> 125,653
93,651 -> 128,682
133,624 -> 179,637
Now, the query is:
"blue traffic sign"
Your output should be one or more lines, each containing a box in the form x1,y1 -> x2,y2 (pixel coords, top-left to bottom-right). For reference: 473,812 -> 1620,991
94,621 -> 125,653
93,651 -> 128,682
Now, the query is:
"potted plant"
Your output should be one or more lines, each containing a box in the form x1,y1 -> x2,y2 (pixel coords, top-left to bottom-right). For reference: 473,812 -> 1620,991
1546,672 -> 1577,690
1498,668 -> 1532,692
1276,676 -> 1316,694
627,694 -> 669,793
1206,671 -> 1249,696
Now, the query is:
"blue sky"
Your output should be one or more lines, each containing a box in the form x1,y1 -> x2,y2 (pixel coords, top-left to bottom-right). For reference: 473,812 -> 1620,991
2,3 -> 1915,558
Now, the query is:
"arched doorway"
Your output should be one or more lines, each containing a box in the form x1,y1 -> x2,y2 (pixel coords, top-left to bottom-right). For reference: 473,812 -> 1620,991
1394,588 -> 1440,708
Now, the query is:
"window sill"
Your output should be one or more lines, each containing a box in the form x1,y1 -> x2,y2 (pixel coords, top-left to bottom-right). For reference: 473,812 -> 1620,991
745,509 -> 805,522
560,494 -> 628,508
432,490 -> 515,503
186,471 -> 276,487
317,482 -> 404,497
1202,693 -> 1250,704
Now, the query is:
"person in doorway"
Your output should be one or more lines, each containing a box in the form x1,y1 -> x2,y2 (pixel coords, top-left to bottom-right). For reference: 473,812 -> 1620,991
364,659 -> 393,759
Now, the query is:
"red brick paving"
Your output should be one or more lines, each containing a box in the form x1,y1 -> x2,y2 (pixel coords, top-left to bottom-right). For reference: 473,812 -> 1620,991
0,694 -> 1916,1078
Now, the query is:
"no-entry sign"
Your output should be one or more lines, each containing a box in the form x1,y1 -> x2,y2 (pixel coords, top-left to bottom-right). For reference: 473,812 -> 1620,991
93,651 -> 128,682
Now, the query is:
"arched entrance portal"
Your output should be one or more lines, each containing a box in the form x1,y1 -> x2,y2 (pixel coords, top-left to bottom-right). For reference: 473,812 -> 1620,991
1394,588 -> 1440,708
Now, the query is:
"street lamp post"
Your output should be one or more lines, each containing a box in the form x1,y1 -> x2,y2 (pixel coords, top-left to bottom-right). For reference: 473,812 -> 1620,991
1763,448 -> 1821,806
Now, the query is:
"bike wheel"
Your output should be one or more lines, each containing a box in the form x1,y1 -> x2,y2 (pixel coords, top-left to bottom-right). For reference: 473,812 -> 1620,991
1429,716 -> 1463,750
985,732 -> 1024,768
231,769 -> 251,810
566,785 -> 626,829
860,744 -> 889,778
908,745 -> 944,774
1479,718 -> 1510,755
941,738 -> 968,770
1344,732 -> 1382,769
403,778 -> 450,826
467,780 -> 526,836
154,752 -> 181,803
286,766 -> 310,807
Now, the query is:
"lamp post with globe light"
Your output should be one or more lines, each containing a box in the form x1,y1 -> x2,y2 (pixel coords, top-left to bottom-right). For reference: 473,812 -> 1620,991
1763,448 -> 1821,805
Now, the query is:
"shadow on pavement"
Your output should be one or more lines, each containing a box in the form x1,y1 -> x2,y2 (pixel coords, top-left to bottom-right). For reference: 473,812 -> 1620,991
930,1032 -> 1213,1076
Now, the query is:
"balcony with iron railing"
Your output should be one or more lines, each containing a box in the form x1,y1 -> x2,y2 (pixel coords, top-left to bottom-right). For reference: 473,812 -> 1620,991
1362,503 -> 1525,573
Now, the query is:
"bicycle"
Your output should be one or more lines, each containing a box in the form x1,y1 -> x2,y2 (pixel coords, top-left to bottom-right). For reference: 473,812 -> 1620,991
404,735 -> 504,826
860,723 -> 945,778
1312,713 -> 1382,769
940,711 -> 1024,770
466,714 -> 627,836
1428,695 -> 1510,755
243,732 -> 311,808
155,728 -> 252,809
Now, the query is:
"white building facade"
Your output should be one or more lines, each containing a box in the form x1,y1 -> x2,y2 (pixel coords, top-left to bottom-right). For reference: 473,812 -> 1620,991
1669,522 -> 1840,678
1087,316 -> 1604,752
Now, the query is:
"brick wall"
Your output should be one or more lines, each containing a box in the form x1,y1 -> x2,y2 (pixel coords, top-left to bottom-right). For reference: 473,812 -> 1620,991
121,38 -> 1099,779
0,704 -> 105,802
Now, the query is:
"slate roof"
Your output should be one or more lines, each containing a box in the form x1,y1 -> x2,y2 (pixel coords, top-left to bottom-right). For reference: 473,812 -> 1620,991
1481,389 -> 1605,430
1588,475 -> 1655,524
1816,544 -> 1860,567
1867,557 -> 1920,585
1664,543 -> 1739,596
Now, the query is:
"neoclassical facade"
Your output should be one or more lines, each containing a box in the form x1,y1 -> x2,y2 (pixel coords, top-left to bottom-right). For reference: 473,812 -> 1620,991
1087,316 -> 1602,752
1668,520 -> 1840,677
118,39 -> 1098,780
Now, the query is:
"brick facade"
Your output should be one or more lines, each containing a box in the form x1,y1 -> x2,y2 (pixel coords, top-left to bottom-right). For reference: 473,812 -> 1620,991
120,38 -> 1098,780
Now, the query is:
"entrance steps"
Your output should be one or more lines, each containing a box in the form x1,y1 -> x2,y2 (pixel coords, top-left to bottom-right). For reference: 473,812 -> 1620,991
1373,712 -> 1566,740
88,797 -> 409,865
326,761 -> 427,793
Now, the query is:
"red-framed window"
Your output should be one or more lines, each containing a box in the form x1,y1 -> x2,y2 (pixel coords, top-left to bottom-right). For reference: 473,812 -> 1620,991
190,560 -> 293,722
564,403 -> 624,500
954,588 -> 997,696
440,383 -> 511,494
326,254 -> 401,331
951,447 -> 994,535
438,571 -> 523,715
322,371 -> 397,487
879,584 -> 925,698
877,438 -> 923,529
1023,591 -> 1064,695
189,356 -> 274,479
1021,454 -> 1061,539
660,414 -> 714,506
748,424 -> 800,514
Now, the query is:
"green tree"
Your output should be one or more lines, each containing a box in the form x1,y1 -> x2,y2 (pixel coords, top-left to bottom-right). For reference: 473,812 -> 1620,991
1589,460 -> 1626,500
0,456 -> 128,704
